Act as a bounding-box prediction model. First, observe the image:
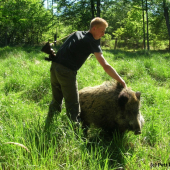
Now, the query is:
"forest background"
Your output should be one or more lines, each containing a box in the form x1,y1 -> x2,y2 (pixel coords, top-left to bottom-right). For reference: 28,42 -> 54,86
1,0 -> 170,169
1,0 -> 170,50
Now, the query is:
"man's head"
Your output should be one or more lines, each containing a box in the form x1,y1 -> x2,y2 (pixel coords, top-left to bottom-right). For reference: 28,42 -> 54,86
89,17 -> 108,40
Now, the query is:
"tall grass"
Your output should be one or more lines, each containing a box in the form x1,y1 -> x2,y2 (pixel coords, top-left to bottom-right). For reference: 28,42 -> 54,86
0,46 -> 170,169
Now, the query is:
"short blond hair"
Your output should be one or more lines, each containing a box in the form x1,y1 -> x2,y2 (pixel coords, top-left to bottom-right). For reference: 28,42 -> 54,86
90,17 -> 108,29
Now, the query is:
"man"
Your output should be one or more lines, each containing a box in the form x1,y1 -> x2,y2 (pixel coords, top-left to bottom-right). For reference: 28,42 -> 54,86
45,17 -> 127,129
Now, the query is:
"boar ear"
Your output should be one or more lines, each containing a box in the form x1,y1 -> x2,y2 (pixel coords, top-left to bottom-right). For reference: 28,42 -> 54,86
135,92 -> 141,100
118,93 -> 129,109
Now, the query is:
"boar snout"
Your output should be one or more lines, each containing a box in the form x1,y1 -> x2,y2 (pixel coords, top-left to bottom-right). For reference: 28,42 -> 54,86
134,130 -> 141,135
129,118 -> 142,135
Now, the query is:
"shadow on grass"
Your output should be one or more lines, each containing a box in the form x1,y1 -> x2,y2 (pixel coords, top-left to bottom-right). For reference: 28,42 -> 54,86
1,45 -> 170,61
21,117 -> 135,169
104,49 -> 170,60
82,129 -> 134,169
0,45 -> 61,60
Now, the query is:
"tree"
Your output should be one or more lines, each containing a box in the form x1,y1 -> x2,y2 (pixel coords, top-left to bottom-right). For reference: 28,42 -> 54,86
113,6 -> 143,49
102,0 -> 131,37
142,0 -> 146,50
149,0 -> 170,49
0,0 -> 55,46
90,0 -> 95,18
54,0 -> 91,30
90,0 -> 101,18
163,0 -> 170,49
145,0 -> 150,50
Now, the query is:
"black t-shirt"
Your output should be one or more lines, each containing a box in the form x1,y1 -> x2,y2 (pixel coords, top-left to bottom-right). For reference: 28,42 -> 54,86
54,31 -> 102,71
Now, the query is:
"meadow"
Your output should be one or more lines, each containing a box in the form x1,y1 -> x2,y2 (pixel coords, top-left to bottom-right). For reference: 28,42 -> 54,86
0,46 -> 170,169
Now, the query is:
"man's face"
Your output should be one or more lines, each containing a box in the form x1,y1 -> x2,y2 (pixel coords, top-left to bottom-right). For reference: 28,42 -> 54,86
92,25 -> 106,40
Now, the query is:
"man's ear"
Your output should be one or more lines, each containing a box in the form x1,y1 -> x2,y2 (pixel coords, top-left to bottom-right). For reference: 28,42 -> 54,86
92,26 -> 97,31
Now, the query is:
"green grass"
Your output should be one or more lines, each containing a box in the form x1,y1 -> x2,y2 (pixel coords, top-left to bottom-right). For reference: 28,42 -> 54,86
0,46 -> 170,169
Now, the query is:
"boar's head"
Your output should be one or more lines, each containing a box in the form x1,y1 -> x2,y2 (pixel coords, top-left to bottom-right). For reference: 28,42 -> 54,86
118,89 -> 144,135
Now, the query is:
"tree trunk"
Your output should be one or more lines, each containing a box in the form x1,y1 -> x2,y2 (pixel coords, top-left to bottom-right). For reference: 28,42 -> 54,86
52,0 -> 53,14
90,0 -> 101,18
5,31 -> 7,46
54,34 -> 57,47
142,0 -> 146,50
97,0 -> 100,17
146,0 -> 150,50
90,0 -> 95,19
163,0 -> 170,50
114,38 -> 118,50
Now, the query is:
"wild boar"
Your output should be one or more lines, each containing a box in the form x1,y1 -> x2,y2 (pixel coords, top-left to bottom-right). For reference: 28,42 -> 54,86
79,81 -> 144,135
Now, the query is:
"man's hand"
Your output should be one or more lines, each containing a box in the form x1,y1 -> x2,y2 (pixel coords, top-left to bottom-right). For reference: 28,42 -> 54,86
94,52 -> 127,88
120,80 -> 127,88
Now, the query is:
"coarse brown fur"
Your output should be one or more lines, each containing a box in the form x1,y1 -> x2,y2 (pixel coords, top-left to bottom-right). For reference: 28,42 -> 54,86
79,81 -> 144,135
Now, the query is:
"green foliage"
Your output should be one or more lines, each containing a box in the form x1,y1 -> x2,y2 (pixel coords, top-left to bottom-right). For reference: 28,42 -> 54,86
55,0 -> 92,30
149,0 -> 170,40
1,0 -> 170,49
102,0 -> 130,35
0,0 -> 56,46
0,46 -> 170,169
101,33 -> 112,47
113,6 -> 143,42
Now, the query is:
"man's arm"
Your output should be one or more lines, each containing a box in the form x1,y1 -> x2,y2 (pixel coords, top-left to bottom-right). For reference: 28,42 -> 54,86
94,52 -> 127,88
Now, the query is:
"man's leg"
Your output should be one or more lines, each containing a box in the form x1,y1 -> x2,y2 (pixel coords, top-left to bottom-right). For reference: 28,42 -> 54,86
44,62 -> 63,130
64,79 -> 80,122
54,63 -> 81,123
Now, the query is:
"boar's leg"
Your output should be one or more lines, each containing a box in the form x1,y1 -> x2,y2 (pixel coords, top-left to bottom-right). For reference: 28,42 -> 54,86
80,116 -> 90,136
